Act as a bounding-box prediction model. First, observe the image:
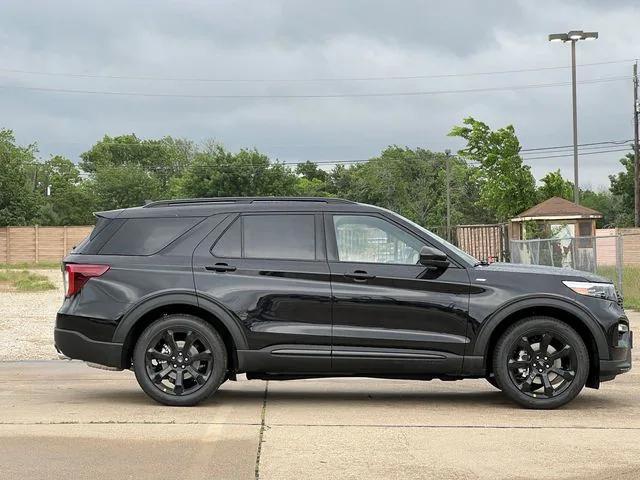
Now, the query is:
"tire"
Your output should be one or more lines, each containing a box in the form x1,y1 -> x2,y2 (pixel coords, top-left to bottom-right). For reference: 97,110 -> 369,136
485,375 -> 501,390
493,316 -> 589,409
133,314 -> 227,406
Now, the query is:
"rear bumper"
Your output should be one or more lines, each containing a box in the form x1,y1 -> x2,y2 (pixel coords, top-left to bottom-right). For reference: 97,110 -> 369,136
54,328 -> 124,369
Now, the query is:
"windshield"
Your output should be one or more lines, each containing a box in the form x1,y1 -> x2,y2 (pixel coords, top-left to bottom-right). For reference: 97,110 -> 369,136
385,210 -> 480,266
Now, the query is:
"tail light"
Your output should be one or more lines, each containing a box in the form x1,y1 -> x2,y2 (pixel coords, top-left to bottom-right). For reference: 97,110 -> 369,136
64,264 -> 110,297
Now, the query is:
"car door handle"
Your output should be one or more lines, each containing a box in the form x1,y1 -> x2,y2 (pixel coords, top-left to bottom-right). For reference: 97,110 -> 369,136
344,270 -> 375,282
205,263 -> 237,273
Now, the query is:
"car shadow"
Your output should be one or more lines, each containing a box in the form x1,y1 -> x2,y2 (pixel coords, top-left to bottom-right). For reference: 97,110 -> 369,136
79,382 -> 626,412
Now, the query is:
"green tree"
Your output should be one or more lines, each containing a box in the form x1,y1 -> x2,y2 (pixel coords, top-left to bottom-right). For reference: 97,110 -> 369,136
324,146 -> 479,228
87,164 -> 162,210
294,161 -> 330,196
0,129 -> 41,226
538,169 -> 573,202
608,151 -> 635,226
580,189 -> 620,228
80,134 -> 196,209
176,144 -> 298,198
294,177 -> 330,197
37,156 -> 96,225
448,117 -> 537,222
296,161 -> 328,182
326,164 -> 358,197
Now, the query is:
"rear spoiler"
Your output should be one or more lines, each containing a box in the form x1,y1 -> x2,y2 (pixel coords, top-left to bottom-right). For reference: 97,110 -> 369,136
93,209 -> 125,219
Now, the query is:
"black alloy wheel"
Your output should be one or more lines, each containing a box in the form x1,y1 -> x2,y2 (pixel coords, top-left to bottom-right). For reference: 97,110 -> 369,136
493,317 -> 589,409
506,331 -> 577,399
133,314 -> 227,406
145,328 -> 214,396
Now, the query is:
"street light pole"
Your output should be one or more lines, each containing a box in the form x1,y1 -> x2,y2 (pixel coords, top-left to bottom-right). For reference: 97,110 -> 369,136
570,39 -> 579,204
633,61 -> 639,227
548,30 -> 598,205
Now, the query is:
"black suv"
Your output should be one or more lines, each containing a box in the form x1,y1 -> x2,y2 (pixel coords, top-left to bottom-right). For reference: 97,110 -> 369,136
55,197 -> 632,408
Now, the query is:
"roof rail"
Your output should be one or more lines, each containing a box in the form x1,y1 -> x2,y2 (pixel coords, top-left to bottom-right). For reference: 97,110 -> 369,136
143,197 -> 356,208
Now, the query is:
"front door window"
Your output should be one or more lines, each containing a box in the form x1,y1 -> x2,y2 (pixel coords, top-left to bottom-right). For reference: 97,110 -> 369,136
333,215 -> 422,265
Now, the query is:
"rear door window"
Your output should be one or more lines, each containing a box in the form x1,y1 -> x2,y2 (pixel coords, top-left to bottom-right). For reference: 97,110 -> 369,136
212,214 -> 316,260
244,214 -> 315,260
99,217 -> 203,255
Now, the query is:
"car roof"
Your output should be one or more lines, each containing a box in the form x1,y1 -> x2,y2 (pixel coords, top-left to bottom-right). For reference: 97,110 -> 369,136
96,197 -> 385,219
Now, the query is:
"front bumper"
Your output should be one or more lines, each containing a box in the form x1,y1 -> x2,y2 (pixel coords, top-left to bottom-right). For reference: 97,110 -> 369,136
54,327 -> 124,369
600,329 -> 632,382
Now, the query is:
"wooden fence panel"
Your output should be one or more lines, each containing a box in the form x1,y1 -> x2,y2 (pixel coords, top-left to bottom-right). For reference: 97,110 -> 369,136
38,227 -> 66,261
595,228 -> 617,266
595,228 -> 640,267
456,224 -> 508,262
619,228 -> 640,267
1,225 -> 94,263
66,226 -> 93,252
9,227 -> 37,263
0,228 -> 6,263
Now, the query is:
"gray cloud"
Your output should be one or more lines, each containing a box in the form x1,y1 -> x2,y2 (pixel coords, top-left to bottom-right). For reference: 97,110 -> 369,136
1,0 -> 638,188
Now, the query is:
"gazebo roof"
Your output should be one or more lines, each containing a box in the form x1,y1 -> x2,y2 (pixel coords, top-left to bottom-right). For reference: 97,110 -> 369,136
511,196 -> 603,222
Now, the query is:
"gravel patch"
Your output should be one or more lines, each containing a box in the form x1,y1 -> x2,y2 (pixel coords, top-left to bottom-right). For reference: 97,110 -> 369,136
0,269 -> 63,361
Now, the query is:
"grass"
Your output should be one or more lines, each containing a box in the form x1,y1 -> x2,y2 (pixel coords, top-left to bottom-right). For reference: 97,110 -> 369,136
0,260 -> 61,270
0,270 -> 56,292
597,266 -> 640,310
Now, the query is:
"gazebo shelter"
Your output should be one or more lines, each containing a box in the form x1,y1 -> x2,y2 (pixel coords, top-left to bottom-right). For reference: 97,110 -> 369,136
510,196 -> 603,241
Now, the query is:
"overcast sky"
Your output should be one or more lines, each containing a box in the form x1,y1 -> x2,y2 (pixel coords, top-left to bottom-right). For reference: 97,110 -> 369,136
1,0 -> 638,189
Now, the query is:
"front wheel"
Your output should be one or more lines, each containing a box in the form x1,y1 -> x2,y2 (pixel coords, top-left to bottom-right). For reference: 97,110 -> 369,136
493,317 -> 589,409
133,314 -> 227,406
485,375 -> 500,390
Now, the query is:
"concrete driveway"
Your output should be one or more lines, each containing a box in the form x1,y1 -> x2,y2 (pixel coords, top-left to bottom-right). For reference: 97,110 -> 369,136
0,334 -> 638,480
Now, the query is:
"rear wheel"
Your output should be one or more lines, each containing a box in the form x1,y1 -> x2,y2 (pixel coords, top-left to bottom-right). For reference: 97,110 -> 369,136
493,317 -> 589,409
133,314 -> 227,406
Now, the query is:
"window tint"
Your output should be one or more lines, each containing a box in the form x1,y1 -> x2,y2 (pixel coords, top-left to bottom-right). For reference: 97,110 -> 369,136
212,217 -> 241,257
333,215 -> 422,264
100,217 -> 202,255
244,214 -> 315,260
90,216 -> 110,239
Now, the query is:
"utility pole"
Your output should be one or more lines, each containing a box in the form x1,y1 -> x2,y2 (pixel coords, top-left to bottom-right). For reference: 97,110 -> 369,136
633,61 -> 639,227
445,149 -> 451,241
32,164 -> 38,192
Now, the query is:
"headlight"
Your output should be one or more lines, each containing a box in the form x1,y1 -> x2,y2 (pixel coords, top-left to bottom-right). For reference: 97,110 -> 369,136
562,281 -> 617,302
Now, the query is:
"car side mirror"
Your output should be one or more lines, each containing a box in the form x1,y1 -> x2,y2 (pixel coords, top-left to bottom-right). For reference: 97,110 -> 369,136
419,246 -> 449,269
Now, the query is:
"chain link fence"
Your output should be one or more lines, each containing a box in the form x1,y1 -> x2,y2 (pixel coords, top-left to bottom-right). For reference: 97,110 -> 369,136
510,233 -> 640,309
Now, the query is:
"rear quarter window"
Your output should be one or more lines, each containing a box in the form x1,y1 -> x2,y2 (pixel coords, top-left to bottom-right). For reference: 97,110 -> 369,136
99,217 -> 203,256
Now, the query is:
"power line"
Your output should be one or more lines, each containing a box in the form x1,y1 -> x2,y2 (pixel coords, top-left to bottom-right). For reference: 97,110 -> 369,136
523,144 -> 629,155
33,138 -> 633,160
62,146 -> 631,175
37,138 -> 631,151
520,138 -> 632,152
0,59 -> 634,83
521,142 -> 633,156
522,147 -> 631,161
0,76 -> 628,99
